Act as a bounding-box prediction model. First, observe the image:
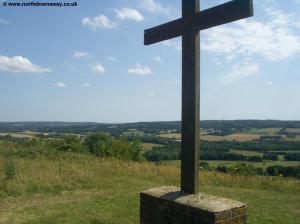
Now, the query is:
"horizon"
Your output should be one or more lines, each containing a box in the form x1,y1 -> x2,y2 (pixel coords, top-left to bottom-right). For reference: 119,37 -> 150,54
1,119 -> 300,124
1,0 -> 300,122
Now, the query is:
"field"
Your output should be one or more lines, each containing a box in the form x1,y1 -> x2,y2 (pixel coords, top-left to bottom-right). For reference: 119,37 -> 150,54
230,149 -> 263,157
0,154 -> 299,224
0,132 -> 34,138
141,143 -> 162,152
159,132 -> 261,141
201,133 -> 261,142
159,128 -> 300,141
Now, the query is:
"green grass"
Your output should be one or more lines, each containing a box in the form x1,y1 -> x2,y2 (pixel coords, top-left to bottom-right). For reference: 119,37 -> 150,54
207,160 -> 300,168
244,128 -> 281,135
141,143 -> 162,152
164,159 -> 300,169
122,129 -> 144,137
0,154 -> 299,224
230,149 -> 263,157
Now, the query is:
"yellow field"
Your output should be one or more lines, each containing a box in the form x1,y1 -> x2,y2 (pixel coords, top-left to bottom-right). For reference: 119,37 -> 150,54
201,133 -> 261,142
159,133 -> 181,140
0,132 -> 33,138
160,132 -> 261,142
287,128 -> 300,133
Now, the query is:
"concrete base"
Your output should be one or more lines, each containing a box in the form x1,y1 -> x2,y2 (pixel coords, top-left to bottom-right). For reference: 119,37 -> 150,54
140,186 -> 247,224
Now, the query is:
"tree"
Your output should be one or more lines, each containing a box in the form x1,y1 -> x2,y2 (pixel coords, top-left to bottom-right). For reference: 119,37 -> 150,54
85,133 -> 111,156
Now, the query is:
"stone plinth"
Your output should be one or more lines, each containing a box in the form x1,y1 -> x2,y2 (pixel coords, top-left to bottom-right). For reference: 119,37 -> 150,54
140,186 -> 247,224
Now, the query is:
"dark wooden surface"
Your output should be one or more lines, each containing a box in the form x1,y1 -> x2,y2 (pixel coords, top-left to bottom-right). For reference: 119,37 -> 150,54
144,0 -> 253,45
181,0 -> 200,195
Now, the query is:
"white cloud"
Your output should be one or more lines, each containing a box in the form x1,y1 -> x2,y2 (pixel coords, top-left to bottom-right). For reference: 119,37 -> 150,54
115,8 -> 144,22
153,56 -> 163,63
128,63 -> 151,76
73,51 -> 89,59
213,58 -> 222,66
80,83 -> 91,88
54,82 -> 66,88
107,57 -> 117,62
222,62 -> 260,83
82,15 -> 116,30
162,39 -> 181,50
90,63 -> 105,74
0,18 -> 10,25
0,55 -> 51,73
202,8 -> 300,61
266,81 -> 273,86
148,92 -> 155,97
139,0 -> 167,13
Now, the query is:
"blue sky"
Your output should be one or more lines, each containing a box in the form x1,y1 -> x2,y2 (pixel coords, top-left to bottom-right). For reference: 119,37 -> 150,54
0,0 -> 300,122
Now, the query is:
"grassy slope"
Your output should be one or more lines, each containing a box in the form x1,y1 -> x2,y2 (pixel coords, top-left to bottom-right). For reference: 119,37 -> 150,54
0,155 -> 299,224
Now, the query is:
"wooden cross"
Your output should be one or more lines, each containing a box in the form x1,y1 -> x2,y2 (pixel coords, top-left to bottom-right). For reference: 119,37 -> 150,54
144,0 -> 253,194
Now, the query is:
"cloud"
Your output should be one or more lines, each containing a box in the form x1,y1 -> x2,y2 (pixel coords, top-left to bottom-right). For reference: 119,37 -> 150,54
0,55 -> 51,73
73,51 -> 89,59
202,8 -> 300,61
90,63 -> 105,74
80,83 -> 91,88
222,62 -> 260,83
162,39 -> 181,50
0,18 -> 10,25
148,92 -> 155,97
54,82 -> 66,88
139,0 -> 168,14
115,8 -> 144,22
107,56 -> 117,62
213,58 -> 222,66
153,56 -> 163,63
128,63 -> 151,76
82,15 -> 116,30
266,81 -> 273,86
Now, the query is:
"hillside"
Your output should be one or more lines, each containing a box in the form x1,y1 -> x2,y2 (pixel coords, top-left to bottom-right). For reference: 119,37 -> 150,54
0,154 -> 299,224
1,120 -> 300,134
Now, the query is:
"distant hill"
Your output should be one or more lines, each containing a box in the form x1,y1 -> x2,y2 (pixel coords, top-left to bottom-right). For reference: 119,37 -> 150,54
1,120 -> 300,135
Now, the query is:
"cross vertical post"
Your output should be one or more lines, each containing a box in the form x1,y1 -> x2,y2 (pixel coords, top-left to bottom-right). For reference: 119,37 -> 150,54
144,0 -> 253,196
181,0 -> 200,194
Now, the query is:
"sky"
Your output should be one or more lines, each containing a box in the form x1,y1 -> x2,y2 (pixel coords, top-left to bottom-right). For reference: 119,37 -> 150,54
0,0 -> 300,122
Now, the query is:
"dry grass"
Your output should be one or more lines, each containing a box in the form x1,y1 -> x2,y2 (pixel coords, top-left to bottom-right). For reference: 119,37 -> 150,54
0,132 -> 34,138
160,132 -> 261,142
159,133 -> 181,140
201,133 -> 261,142
287,128 -> 300,133
0,155 -> 299,224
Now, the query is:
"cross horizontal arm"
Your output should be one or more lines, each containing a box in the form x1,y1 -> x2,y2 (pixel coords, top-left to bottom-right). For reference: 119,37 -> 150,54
144,0 -> 253,45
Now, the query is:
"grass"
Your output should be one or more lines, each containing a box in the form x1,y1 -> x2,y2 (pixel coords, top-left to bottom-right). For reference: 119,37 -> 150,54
202,133 -> 261,142
165,159 -> 300,169
205,160 -> 300,168
230,149 -> 263,157
245,128 -> 281,135
141,143 -> 162,152
159,133 -> 181,140
287,128 -> 300,133
0,132 -> 34,138
160,132 -> 261,141
160,128 -> 300,141
0,154 -> 299,224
